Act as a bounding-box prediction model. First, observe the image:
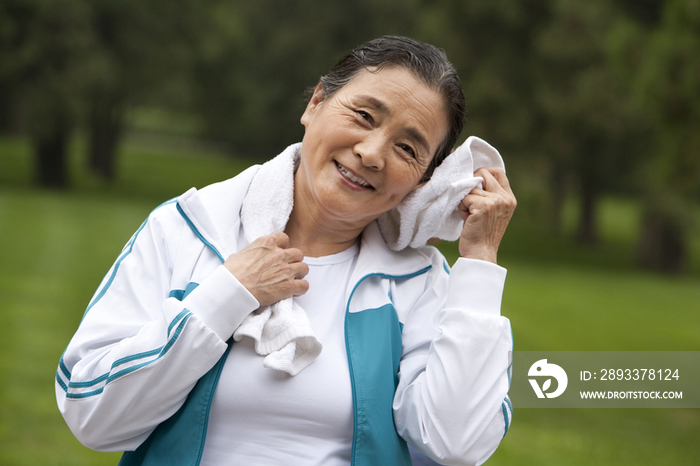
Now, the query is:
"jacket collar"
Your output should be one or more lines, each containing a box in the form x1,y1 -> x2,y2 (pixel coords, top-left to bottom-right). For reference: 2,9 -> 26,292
176,165 -> 260,261
354,221 -> 432,282
177,165 -> 432,282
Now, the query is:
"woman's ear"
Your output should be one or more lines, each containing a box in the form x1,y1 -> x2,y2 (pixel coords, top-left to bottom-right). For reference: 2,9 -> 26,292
300,83 -> 325,127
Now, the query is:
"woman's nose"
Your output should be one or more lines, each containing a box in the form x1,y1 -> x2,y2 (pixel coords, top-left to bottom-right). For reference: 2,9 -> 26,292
355,134 -> 386,171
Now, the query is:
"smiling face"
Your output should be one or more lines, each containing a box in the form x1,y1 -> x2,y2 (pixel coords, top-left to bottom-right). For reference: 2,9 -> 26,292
295,66 -> 449,231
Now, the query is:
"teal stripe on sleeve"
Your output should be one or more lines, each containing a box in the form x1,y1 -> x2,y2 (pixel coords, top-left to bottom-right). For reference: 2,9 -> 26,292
501,402 -> 510,437
502,396 -> 513,437
62,311 -> 193,398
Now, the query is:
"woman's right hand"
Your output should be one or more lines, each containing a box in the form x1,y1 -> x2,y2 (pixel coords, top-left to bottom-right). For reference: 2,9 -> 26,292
224,232 -> 309,307
457,167 -> 516,264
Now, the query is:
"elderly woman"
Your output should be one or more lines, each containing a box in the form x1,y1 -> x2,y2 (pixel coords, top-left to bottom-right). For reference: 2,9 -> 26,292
56,36 -> 516,466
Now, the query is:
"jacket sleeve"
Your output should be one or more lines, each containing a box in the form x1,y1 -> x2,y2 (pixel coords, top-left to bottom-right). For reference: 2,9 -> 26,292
393,251 -> 512,466
55,203 -> 259,452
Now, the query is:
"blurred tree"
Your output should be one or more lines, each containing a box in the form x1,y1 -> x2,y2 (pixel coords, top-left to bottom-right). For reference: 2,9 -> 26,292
4,0 -> 697,272
422,0 -> 666,247
1,0 -> 94,188
0,1 -> 22,133
622,0 -> 700,272
416,0 -> 550,146
85,0 -> 206,180
0,0 -> 207,185
533,0 -> 648,244
416,0 -> 560,231
192,0 -> 420,160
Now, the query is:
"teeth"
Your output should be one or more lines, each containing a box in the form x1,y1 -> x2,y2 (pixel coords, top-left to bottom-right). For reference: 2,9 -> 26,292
337,162 -> 371,187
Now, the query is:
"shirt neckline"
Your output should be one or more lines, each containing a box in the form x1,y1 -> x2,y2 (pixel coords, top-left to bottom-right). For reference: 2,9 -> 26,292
303,242 -> 360,266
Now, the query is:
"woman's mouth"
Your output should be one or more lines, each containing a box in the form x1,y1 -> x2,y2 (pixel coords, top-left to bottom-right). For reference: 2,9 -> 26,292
335,161 -> 373,189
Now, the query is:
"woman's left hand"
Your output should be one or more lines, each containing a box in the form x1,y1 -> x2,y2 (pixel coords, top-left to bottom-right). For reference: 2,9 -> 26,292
457,167 -> 516,264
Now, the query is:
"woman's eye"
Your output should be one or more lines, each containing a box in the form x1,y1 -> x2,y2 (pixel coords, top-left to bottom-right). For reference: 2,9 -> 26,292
356,110 -> 372,123
398,144 -> 416,158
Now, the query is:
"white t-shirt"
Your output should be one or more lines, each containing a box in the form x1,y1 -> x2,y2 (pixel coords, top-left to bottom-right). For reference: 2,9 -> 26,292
200,243 -> 359,466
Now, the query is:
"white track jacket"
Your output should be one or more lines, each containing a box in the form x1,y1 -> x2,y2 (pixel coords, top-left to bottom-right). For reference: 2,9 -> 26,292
56,164 -> 513,466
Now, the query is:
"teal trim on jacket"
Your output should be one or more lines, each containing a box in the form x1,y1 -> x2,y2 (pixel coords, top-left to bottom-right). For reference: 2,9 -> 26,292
119,289 -> 416,466
345,303 -> 412,466
118,203 -> 429,466
118,345 -> 231,466
57,155 -> 511,464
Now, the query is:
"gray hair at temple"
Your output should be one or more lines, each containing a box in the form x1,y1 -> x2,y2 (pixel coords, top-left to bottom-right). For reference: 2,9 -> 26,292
315,35 -> 466,183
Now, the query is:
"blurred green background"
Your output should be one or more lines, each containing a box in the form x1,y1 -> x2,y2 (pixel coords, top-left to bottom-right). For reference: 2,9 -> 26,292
1,0 -> 699,464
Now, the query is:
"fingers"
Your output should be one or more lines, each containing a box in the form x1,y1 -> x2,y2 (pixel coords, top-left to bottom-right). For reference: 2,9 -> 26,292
470,167 -> 517,212
253,233 -> 307,268
274,261 -> 309,298
286,250 -> 309,296
269,231 -> 291,249
254,231 -> 291,250
458,194 -> 475,221
459,191 -> 506,221
291,277 -> 310,297
474,167 -> 513,196
253,232 -> 305,263
457,167 -> 517,263
224,232 -> 310,306
290,260 -> 309,280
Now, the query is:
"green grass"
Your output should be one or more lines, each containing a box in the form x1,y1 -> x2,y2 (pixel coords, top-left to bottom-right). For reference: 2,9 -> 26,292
503,261 -> 700,351
0,191 -> 139,465
0,133 -> 252,202
0,135 -> 249,465
1,134 -> 699,465
488,260 -> 700,465
490,408 -> 700,466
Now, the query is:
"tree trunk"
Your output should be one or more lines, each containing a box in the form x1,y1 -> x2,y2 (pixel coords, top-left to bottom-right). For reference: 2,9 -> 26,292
0,83 -> 13,133
34,128 -> 69,188
577,173 -> 598,245
550,162 -> 567,235
638,206 -> 687,273
88,90 -> 124,181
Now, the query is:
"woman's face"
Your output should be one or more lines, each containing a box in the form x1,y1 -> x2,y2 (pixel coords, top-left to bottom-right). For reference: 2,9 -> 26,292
297,66 -> 449,229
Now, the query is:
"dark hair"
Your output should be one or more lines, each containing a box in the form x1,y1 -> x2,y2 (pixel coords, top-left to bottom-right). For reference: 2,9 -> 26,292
315,35 -> 466,182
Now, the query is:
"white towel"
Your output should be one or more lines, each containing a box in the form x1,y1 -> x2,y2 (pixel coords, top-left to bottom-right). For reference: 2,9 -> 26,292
235,136 -> 504,375
378,136 -> 504,251
237,143 -> 320,376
